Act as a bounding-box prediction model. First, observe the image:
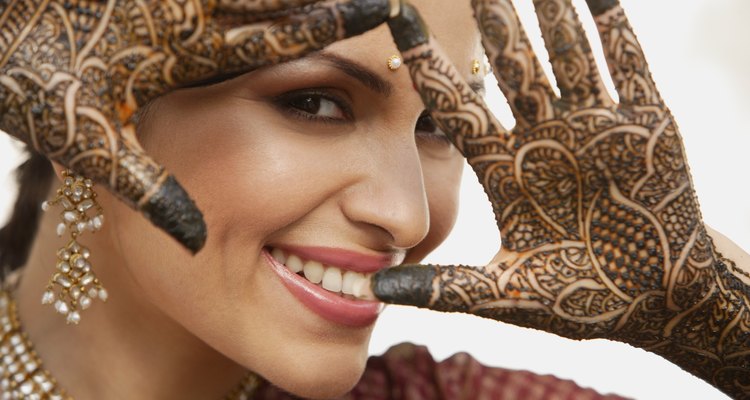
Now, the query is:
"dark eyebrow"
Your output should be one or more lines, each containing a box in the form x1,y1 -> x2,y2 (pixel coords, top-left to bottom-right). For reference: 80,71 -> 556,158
313,51 -> 393,97
183,52 -> 484,101
317,51 -> 487,98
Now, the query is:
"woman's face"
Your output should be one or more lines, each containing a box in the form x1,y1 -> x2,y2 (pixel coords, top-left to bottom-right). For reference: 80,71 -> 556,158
98,1 -> 483,397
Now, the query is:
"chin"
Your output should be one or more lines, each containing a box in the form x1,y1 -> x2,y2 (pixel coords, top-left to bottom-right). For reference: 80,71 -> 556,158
282,369 -> 364,399
269,348 -> 367,399
257,336 -> 370,399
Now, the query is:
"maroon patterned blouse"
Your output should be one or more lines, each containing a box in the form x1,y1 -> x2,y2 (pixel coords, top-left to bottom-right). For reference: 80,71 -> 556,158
253,343 -> 630,399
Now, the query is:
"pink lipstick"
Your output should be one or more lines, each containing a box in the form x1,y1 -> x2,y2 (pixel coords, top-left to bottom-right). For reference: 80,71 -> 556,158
263,249 -> 383,327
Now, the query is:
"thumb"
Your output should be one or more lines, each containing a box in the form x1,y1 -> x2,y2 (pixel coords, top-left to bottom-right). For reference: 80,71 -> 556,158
368,260 -> 625,341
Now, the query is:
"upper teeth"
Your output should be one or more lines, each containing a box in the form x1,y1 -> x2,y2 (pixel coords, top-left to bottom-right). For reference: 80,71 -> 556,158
270,248 -> 369,297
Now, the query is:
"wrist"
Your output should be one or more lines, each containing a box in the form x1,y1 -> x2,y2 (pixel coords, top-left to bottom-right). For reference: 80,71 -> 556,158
646,224 -> 750,398
705,225 -> 750,286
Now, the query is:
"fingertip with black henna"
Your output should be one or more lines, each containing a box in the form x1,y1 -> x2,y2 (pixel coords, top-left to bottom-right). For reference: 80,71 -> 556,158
386,3 -> 430,52
141,175 -> 207,254
585,0 -> 619,16
371,265 -> 436,307
339,0 -> 392,37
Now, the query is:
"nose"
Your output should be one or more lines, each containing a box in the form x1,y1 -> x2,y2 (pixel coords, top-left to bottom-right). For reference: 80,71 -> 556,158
339,134 -> 430,251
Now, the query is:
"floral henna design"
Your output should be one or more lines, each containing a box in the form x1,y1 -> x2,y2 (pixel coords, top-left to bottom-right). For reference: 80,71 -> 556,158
0,0 -> 391,252
472,0 -> 556,127
218,0 -> 320,14
533,0 -> 611,108
377,1 -> 750,397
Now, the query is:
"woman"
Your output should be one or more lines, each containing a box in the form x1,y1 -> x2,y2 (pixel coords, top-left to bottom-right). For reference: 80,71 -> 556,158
0,0 -> 747,399
0,0 -> 512,398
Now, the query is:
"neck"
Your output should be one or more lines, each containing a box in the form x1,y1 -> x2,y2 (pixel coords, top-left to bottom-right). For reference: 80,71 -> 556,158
14,204 -> 250,400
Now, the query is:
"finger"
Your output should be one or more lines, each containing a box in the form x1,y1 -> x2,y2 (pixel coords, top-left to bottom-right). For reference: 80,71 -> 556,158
370,264 -> 498,313
224,0 -> 390,69
533,0 -> 613,108
67,131 -> 207,254
0,70 -> 206,252
115,139 -> 207,255
186,0 -> 392,83
216,0 -> 321,15
584,0 -> 661,106
472,0 -> 557,127
188,1 -> 327,29
370,264 -> 576,336
370,257 -> 622,340
127,0 -> 393,117
386,3 -> 513,162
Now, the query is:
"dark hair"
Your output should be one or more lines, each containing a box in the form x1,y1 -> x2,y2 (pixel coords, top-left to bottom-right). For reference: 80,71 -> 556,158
0,148 -> 54,278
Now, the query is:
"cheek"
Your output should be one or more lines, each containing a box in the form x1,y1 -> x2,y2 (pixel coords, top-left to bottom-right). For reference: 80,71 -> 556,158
122,94 -> 336,303
141,95 -> 322,242
407,152 -> 464,262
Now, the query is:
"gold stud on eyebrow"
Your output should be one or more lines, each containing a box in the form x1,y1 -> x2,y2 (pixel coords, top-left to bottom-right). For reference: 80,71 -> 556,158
471,59 -> 481,75
387,55 -> 403,71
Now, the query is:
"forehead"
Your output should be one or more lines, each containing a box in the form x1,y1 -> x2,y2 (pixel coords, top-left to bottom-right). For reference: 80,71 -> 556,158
417,0 -> 484,74
325,0 -> 482,79
413,0 -> 482,58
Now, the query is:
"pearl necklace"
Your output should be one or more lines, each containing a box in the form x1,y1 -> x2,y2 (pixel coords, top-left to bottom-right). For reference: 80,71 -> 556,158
0,290 -> 260,399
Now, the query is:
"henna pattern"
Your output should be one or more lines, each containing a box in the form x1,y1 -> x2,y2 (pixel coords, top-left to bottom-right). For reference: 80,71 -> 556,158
0,0 -> 390,252
217,0 -> 320,17
533,0 -> 611,108
378,1 -> 750,397
473,0 -> 556,127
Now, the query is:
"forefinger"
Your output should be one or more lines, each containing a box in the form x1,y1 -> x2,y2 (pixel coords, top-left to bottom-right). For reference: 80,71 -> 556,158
222,0 -> 392,71
386,4 -> 512,163
217,0 -> 321,14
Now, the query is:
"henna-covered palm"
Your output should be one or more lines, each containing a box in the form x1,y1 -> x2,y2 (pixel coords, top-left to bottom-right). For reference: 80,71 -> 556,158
376,0 -> 750,397
0,0 -> 391,252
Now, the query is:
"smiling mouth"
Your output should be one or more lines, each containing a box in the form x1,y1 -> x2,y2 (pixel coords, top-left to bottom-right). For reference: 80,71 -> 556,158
268,247 -> 370,299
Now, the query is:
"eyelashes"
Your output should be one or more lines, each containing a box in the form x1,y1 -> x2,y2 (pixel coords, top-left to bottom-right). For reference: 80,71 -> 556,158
273,89 -> 452,147
273,89 -> 354,124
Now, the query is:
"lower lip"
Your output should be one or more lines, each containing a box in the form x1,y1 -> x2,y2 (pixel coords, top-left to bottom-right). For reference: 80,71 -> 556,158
263,249 -> 382,328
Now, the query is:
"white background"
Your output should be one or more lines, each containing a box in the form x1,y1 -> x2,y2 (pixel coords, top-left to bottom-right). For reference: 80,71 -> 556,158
1,1 -> 748,399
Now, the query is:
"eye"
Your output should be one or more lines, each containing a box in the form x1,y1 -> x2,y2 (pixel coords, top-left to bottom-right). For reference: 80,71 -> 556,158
274,89 -> 352,123
415,111 -> 452,146
288,96 -> 343,119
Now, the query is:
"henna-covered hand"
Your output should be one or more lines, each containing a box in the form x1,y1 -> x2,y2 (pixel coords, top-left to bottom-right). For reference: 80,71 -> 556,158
0,0 -> 391,252
374,1 -> 750,397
